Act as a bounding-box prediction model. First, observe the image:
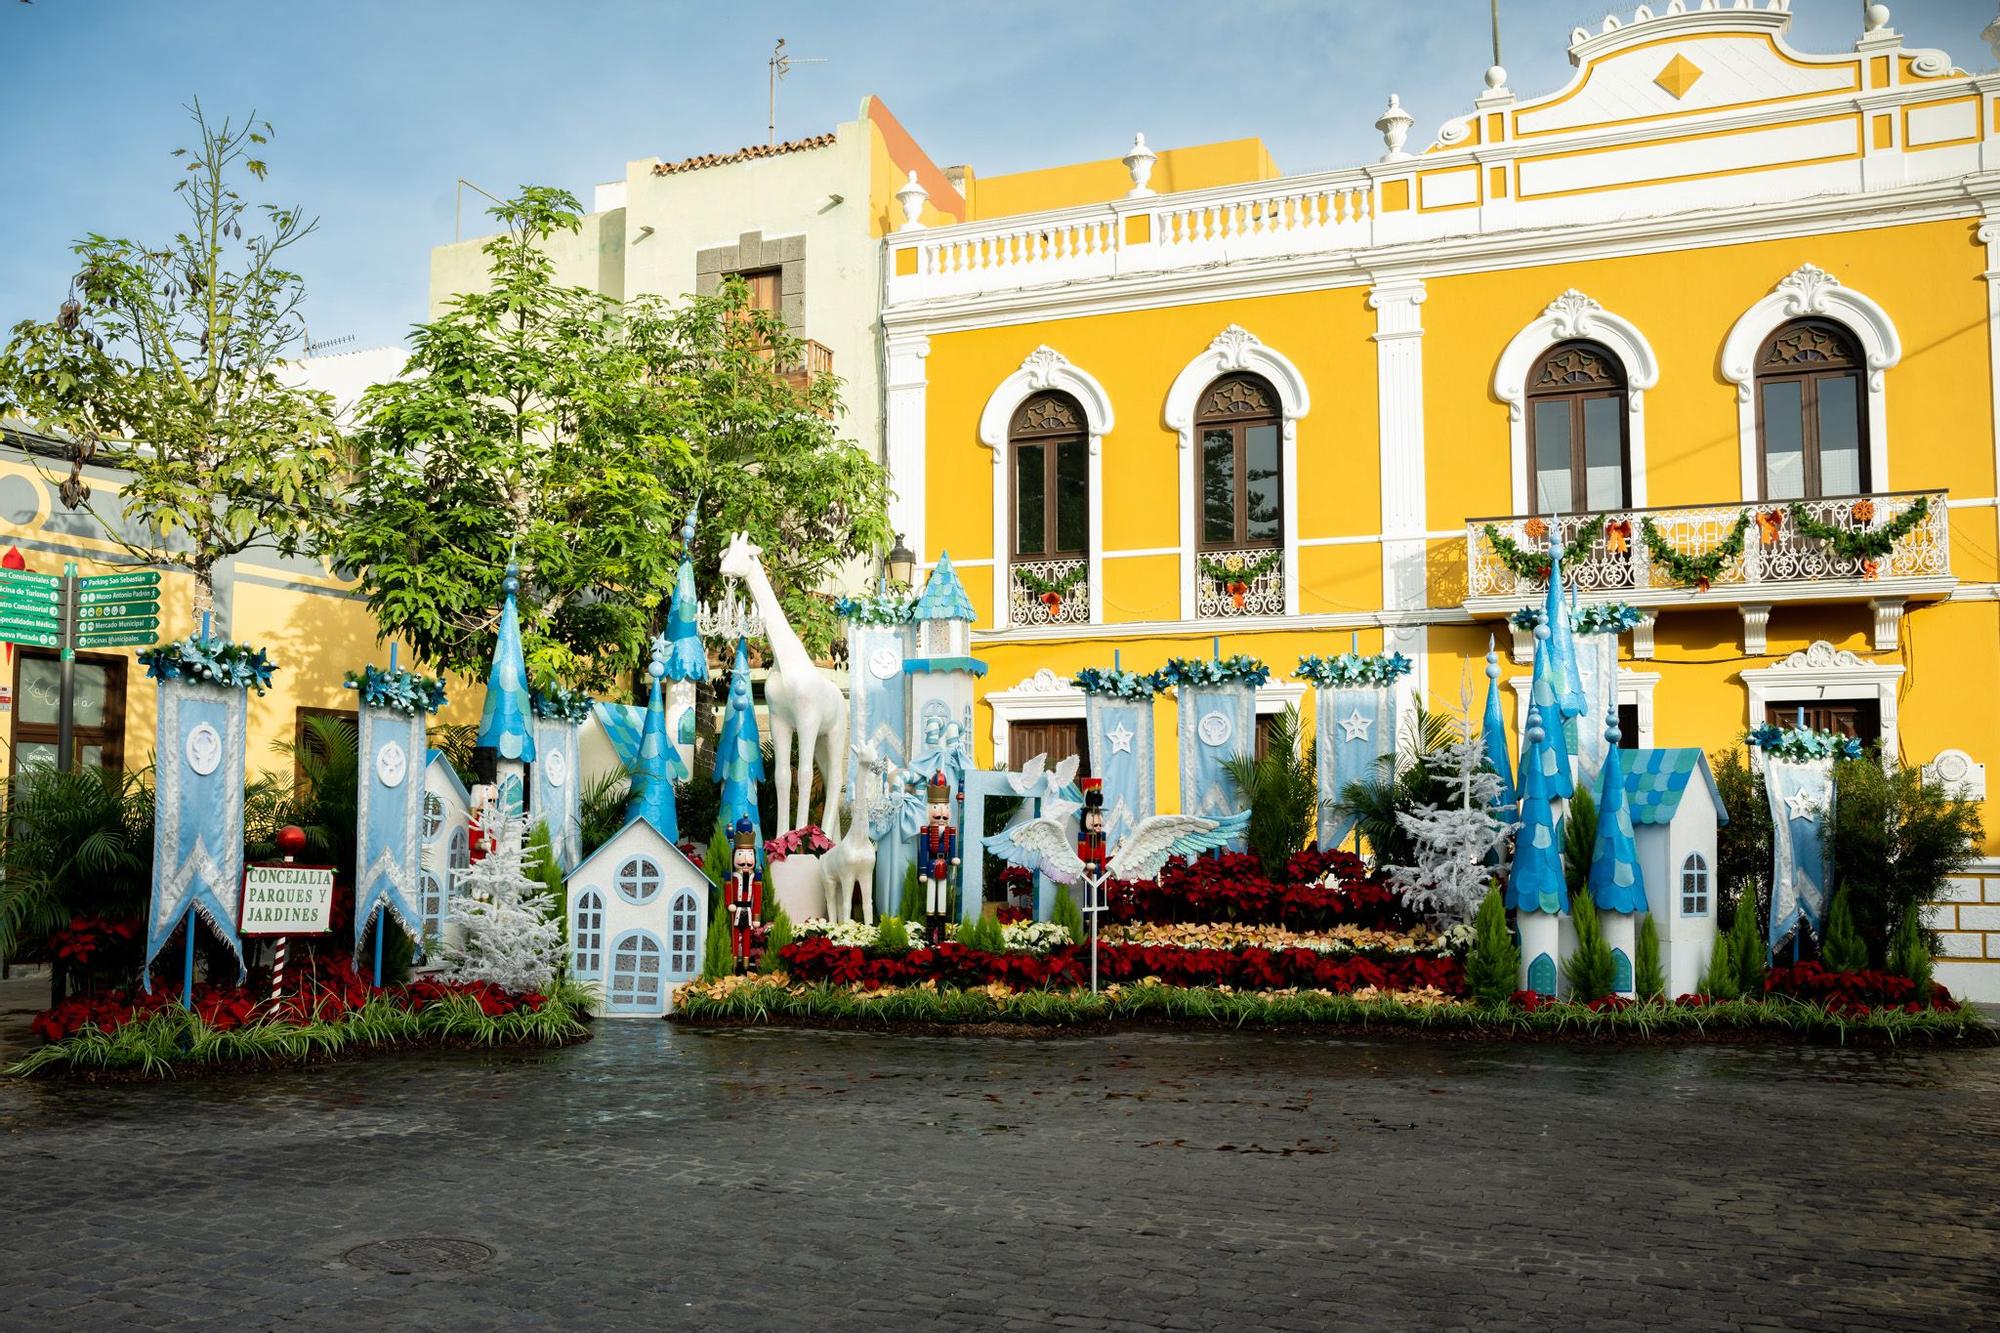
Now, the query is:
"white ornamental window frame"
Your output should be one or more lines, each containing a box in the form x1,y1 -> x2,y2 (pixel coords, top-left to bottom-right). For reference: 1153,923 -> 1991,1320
1163,325 -> 1310,621
1492,289 -> 1660,516
977,346 -> 1115,630
1741,639 -> 1904,765
1720,263 -> 1900,503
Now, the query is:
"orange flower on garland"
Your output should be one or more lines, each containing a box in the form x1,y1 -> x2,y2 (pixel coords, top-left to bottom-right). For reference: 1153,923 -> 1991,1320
1603,518 -> 1631,555
1756,509 -> 1784,546
1523,517 -> 1549,542
1850,500 -> 1876,524
1861,558 -> 1880,580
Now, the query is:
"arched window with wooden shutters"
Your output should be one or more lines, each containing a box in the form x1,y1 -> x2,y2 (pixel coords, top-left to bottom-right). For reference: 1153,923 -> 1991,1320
1008,390 -> 1090,626
1525,341 -> 1630,515
1755,318 -> 1868,500
1195,373 -> 1284,617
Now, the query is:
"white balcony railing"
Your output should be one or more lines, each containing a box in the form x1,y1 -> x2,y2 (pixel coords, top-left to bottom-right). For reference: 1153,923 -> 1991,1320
1197,547 -> 1285,619
1465,490 -> 1950,609
1008,557 -> 1089,627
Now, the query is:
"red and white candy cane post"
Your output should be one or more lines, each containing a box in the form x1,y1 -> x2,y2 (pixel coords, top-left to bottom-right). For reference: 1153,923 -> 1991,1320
266,825 -> 308,1010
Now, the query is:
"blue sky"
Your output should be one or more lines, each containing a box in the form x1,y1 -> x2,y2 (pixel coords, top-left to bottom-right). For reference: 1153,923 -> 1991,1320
2,1 -> 1991,352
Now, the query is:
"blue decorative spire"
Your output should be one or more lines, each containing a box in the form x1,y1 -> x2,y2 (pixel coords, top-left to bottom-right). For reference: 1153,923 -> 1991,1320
910,551 -> 976,621
1546,530 -> 1586,723
714,636 -> 764,850
1519,616 -> 1574,801
625,634 -> 681,840
476,564 -> 536,762
1506,659 -> 1569,917
1587,703 -> 1647,914
663,511 -> 709,683
1480,636 -> 1515,811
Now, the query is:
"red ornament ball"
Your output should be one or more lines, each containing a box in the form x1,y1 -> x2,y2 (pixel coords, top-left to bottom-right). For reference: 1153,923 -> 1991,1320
275,825 -> 309,857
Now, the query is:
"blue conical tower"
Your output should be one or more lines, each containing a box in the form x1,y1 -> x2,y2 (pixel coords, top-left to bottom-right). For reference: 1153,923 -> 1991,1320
1480,636 -> 1515,811
1518,607 -> 1575,802
1587,701 -> 1647,996
714,636 -> 764,857
664,514 -> 709,685
476,565 -> 536,765
1508,621 -> 1570,997
625,633 -> 681,841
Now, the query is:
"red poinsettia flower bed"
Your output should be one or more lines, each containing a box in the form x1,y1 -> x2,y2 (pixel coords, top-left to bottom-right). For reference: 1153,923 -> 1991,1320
777,935 -> 1463,996
1761,962 -> 1954,1013
1107,849 -> 1408,932
46,915 -> 142,971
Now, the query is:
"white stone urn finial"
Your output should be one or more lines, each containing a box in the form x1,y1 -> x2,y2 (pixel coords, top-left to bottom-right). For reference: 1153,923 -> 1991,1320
895,170 -> 928,232
1376,94 -> 1414,162
1863,4 -> 1890,35
1122,133 -> 1158,198
1484,64 -> 1508,93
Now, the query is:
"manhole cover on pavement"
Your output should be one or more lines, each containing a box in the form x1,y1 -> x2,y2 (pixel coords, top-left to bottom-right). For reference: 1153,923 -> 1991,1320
343,1237 -> 493,1274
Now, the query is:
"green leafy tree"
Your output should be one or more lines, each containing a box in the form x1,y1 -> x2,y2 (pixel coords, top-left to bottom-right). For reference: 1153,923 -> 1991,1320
1561,888 -> 1617,1002
0,103 -> 345,615
1051,884 -> 1085,944
246,714 -> 359,881
1711,746 -> 1773,926
1559,785 -> 1598,901
1464,885 -> 1520,1006
1886,903 -> 1934,994
1634,915 -> 1666,1000
0,767 -> 152,964
700,897 -> 733,980
758,906 -> 793,974
1830,756 -> 1982,965
1727,893 -> 1767,996
1221,705 -> 1317,877
1699,932 -> 1740,1000
1820,888 -> 1868,972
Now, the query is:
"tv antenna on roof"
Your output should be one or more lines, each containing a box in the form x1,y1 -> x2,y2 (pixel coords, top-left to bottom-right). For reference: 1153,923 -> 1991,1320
768,37 -> 826,146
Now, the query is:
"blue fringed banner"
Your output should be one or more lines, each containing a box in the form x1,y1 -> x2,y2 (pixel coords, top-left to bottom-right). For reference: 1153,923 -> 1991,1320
145,679 -> 248,986
1086,695 -> 1154,847
1177,683 -> 1255,845
1314,685 -> 1395,849
531,716 -> 584,872
355,703 -> 426,956
1765,756 -> 1834,951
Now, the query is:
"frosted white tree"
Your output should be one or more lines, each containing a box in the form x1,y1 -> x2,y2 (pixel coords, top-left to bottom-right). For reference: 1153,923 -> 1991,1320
1386,700 -> 1516,927
437,813 -> 564,993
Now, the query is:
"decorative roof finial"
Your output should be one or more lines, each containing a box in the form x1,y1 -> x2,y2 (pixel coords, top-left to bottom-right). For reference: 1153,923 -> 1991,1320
895,170 -> 928,232
1376,95 -> 1415,162
1864,4 -> 1891,36
1122,133 -> 1158,198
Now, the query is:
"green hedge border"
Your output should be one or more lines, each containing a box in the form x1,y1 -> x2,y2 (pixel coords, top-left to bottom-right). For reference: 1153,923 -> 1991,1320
674,982 -> 1998,1047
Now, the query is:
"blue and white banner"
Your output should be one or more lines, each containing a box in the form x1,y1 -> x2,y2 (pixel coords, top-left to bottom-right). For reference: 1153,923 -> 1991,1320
145,679 -> 247,985
531,716 -> 584,872
846,623 -> 910,802
1316,685 -> 1395,849
1765,756 -> 1834,950
1572,632 -> 1619,788
356,703 -> 426,955
1086,695 -> 1154,847
868,767 -> 926,920
1178,683 -> 1255,846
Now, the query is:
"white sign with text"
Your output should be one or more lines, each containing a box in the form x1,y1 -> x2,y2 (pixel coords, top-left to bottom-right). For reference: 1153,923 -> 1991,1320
240,864 -> 337,935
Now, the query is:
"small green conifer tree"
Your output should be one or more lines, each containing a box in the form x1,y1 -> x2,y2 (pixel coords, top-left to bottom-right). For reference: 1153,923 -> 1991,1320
1634,914 -> 1666,1000
1561,888 -> 1617,1001
1464,885 -> 1520,1006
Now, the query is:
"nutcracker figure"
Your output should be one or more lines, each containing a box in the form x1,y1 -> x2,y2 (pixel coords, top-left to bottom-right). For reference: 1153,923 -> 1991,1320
1077,778 -> 1108,878
920,771 -> 958,944
726,818 -> 762,974
467,782 -> 500,863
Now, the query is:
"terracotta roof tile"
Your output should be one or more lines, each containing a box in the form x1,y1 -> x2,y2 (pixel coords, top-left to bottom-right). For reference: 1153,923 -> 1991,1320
652,134 -> 837,176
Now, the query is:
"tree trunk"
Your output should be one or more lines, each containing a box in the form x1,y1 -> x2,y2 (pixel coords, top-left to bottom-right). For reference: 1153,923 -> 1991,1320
191,559 -> 216,637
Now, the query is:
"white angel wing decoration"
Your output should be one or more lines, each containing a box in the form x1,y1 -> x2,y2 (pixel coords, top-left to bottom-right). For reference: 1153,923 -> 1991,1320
1108,811 -> 1251,883
1005,754 -> 1048,797
1048,753 -> 1080,792
982,816 -> 1086,886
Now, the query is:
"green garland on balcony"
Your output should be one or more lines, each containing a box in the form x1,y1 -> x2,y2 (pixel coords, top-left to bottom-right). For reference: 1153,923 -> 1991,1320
1481,525 -> 1553,584
1011,563 -> 1086,601
1787,495 -> 1929,563
1197,549 -> 1281,585
1639,511 -> 1751,590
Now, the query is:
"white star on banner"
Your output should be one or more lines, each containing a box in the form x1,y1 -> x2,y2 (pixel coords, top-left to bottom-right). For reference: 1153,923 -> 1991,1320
1784,787 -> 1819,823
1339,709 -> 1373,742
1106,721 -> 1134,755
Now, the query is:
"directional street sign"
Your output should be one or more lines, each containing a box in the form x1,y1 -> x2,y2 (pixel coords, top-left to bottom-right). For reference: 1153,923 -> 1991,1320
77,615 -> 159,637
0,628 -> 64,649
0,567 -> 60,590
78,588 -> 163,608
76,601 -> 158,621
0,585 -> 61,609
0,609 -> 60,633
77,571 -> 160,592
72,629 -> 157,650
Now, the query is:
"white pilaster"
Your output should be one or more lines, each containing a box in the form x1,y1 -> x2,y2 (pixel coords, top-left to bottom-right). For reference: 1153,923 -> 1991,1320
885,331 -> 931,575
1980,216 -> 2000,573
1370,275 -> 1429,720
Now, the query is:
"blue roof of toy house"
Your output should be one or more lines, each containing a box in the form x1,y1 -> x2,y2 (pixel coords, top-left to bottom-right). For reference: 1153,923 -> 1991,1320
1623,748 -> 1728,827
566,815 -> 706,887
911,553 -> 976,621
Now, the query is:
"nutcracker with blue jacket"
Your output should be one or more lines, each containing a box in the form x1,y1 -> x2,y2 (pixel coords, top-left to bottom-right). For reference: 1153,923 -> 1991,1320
727,818 -> 762,974
920,772 -> 959,943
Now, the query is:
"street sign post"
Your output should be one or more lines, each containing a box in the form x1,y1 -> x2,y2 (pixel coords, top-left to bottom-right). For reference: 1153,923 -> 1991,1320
0,564 -> 166,770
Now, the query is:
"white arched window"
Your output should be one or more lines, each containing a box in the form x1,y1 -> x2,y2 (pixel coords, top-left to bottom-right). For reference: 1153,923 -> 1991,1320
419,870 -> 445,942
1721,264 -> 1898,501
1680,853 -> 1710,917
608,931 -> 663,1011
1163,326 -> 1308,619
668,890 -> 701,975
616,856 -> 663,906
574,890 -> 605,976
1493,290 -> 1658,515
977,346 -> 1114,628
423,792 -> 445,842
447,826 -> 470,888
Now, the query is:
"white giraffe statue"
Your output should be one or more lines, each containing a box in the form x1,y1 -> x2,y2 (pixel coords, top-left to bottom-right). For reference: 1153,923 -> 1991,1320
719,532 -> 848,837
820,741 -> 883,925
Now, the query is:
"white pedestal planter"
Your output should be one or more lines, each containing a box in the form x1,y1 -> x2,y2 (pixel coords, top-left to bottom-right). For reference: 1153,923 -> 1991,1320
769,854 -> 825,922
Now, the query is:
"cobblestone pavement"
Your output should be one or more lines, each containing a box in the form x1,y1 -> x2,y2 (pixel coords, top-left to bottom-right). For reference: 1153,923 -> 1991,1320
2,1016 -> 1998,1332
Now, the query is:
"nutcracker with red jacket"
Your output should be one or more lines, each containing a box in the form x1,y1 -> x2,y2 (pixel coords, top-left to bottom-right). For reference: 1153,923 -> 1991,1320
727,817 -> 762,974
1077,778 -> 1109,878
920,771 -> 959,943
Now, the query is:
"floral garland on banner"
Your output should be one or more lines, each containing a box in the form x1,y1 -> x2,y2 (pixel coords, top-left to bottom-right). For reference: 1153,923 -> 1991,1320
833,592 -> 912,626
765,825 -> 835,862
1197,549 -> 1281,608
1011,562 -> 1086,614
1159,655 -> 1271,689
345,665 -> 449,716
1786,496 -> 1929,568
1294,651 -> 1412,687
139,636 -> 277,695
1639,511 -> 1750,591
1073,666 -> 1168,699
1747,723 -> 1864,762
529,683 -> 593,723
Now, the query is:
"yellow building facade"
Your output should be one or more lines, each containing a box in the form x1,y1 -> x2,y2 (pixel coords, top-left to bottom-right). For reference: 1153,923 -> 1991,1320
877,6 -> 2000,990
